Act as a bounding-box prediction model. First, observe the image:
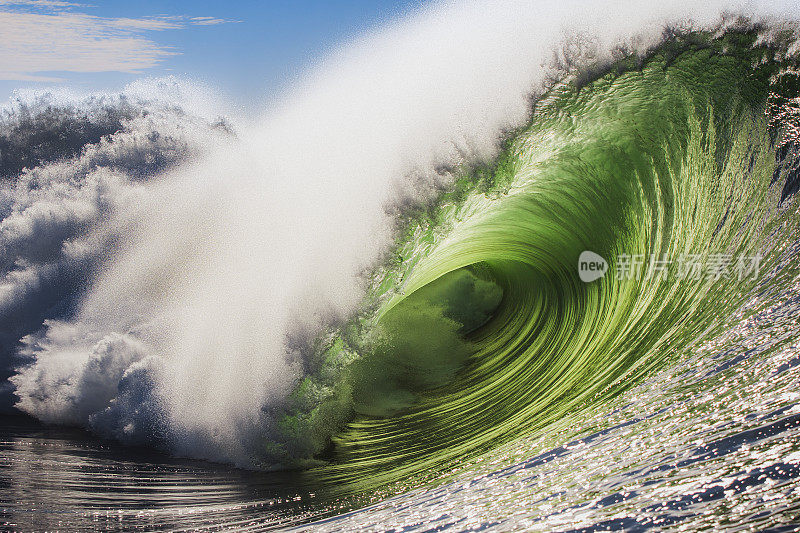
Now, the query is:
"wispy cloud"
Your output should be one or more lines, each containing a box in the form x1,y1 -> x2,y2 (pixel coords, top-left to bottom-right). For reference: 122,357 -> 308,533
0,2 -> 237,81
189,16 -> 232,26
0,1 -> 87,10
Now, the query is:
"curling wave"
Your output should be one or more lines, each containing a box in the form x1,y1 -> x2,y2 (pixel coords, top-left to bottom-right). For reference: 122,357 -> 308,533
267,26 -> 800,497
1,2 -> 800,506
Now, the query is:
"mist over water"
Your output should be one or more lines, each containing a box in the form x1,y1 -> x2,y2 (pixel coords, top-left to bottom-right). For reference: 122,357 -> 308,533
2,0 -> 799,471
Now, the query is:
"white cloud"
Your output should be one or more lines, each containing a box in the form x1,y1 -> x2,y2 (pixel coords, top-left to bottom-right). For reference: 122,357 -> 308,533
0,1 -> 87,8
189,16 -> 233,26
0,3 -> 235,81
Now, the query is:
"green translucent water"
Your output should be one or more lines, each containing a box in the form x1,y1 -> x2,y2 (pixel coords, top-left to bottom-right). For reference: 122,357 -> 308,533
268,30 -> 800,510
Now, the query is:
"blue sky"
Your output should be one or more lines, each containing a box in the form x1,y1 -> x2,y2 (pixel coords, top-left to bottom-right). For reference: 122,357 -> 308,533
0,0 -> 423,103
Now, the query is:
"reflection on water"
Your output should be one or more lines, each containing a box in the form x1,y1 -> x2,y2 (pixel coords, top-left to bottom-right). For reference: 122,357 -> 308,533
0,415 -> 323,531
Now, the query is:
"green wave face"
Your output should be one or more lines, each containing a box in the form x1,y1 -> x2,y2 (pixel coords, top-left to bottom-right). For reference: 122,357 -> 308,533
275,30 -> 799,494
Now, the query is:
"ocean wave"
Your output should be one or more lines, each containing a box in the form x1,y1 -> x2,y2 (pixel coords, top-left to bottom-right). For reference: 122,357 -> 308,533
2,1 -> 799,485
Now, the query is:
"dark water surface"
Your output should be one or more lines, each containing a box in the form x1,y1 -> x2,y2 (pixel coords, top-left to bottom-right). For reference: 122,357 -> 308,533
0,415 -> 324,531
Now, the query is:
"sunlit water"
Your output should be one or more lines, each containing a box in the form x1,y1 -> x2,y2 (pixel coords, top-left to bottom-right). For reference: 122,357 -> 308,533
0,416 -> 318,531
4,272 -> 800,532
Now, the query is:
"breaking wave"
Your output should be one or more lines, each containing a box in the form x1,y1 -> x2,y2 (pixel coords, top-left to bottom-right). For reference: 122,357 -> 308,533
2,5 -> 800,514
